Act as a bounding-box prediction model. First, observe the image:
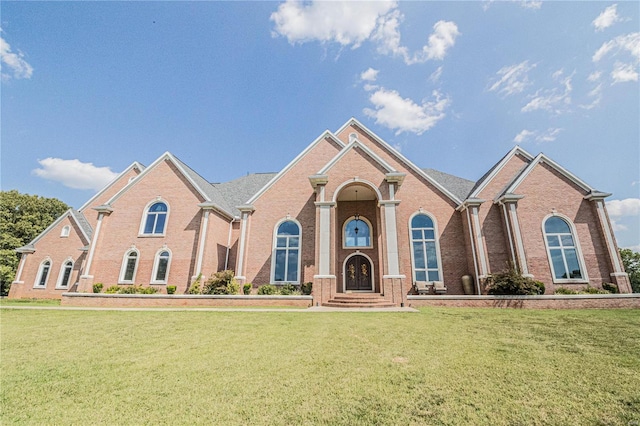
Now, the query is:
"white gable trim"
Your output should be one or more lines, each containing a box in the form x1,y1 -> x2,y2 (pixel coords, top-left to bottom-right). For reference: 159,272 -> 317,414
318,139 -> 397,175
246,131 -> 346,205
468,146 -> 534,198
504,153 -> 594,195
106,152 -> 211,206
24,209 -> 91,248
78,161 -> 145,212
337,118 -> 462,205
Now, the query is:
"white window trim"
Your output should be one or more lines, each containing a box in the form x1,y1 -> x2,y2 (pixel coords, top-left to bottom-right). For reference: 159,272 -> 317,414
342,252 -> 375,292
60,225 -> 70,238
138,199 -> 169,237
34,258 -> 52,289
408,211 -> 444,284
119,248 -> 140,284
55,258 -> 74,289
342,216 -> 374,249
150,248 -> 172,285
542,213 -> 589,284
270,218 -> 302,284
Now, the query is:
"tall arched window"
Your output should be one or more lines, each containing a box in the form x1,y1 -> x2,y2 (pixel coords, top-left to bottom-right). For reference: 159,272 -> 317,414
142,202 -> 168,235
119,250 -> 139,283
152,250 -> 171,283
272,220 -> 301,283
56,260 -> 74,288
343,216 -> 372,248
544,216 -> 584,281
410,213 -> 441,282
34,259 -> 51,288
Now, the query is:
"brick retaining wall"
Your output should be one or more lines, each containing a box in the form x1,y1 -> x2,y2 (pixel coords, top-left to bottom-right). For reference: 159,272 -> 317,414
407,294 -> 640,309
62,293 -> 313,308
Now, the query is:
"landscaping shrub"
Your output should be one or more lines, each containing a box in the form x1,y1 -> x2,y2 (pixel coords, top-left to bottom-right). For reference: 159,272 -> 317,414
243,283 -> 252,295
93,283 -> 104,293
301,282 -> 313,295
555,287 -> 578,295
485,264 -> 545,295
105,285 -> 120,294
581,286 -> 609,294
166,285 -> 176,294
533,281 -> 545,295
278,284 -> 300,295
116,285 -> 159,294
257,284 -> 277,295
203,270 -> 239,295
187,274 -> 202,294
602,282 -> 618,293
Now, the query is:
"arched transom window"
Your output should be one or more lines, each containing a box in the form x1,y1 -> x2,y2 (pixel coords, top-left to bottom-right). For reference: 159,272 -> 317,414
344,217 -> 372,248
57,260 -> 74,288
544,216 -> 584,281
410,214 -> 441,282
143,202 -> 168,235
273,220 -> 300,283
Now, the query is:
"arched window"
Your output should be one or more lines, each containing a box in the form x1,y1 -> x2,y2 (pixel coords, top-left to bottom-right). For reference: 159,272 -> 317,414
410,213 -> 441,282
544,216 -> 584,281
60,226 -> 70,238
152,250 -> 171,283
272,220 -> 301,283
142,202 -> 168,235
343,216 -> 372,248
56,260 -> 74,288
34,259 -> 51,288
119,250 -> 139,283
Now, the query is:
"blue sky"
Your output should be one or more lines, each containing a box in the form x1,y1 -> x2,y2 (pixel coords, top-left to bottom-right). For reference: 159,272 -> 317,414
1,1 -> 638,249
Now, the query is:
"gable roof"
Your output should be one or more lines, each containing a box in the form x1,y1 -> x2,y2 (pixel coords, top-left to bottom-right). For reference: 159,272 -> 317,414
213,172 -> 278,217
466,146 -> 534,199
78,161 -> 145,212
16,208 -> 92,252
318,138 -> 397,175
422,168 -> 476,201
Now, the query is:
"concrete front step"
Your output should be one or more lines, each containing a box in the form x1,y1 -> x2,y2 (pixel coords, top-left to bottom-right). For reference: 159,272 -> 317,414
324,293 -> 395,308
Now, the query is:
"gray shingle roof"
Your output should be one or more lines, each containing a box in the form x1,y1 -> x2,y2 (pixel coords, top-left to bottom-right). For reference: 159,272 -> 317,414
70,209 -> 93,241
213,173 -> 278,217
422,168 -> 476,201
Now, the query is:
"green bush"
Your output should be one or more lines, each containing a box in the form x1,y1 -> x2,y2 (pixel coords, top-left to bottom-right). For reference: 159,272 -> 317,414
203,270 -> 239,295
105,285 -> 120,294
278,284 -> 299,295
555,287 -> 578,295
581,286 -> 609,294
485,264 -> 544,295
116,285 -> 159,294
243,283 -> 252,295
187,273 -> 202,294
301,282 -> 313,295
257,284 -> 277,295
93,283 -> 104,293
166,285 -> 176,294
602,282 -> 618,294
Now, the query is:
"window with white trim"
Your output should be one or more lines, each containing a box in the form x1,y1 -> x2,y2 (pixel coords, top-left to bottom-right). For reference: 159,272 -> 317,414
273,220 -> 300,283
410,214 -> 441,282
152,250 -> 171,283
119,250 -> 139,283
60,226 -> 70,238
343,216 -> 372,248
544,216 -> 584,280
34,259 -> 51,288
142,202 -> 168,235
56,260 -> 74,288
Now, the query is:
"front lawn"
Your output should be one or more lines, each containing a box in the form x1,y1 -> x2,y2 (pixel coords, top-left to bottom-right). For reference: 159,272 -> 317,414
1,307 -> 638,424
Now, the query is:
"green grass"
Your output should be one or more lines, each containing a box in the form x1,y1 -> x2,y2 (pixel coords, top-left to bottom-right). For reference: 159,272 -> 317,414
1,308 -> 639,425
0,297 -> 61,306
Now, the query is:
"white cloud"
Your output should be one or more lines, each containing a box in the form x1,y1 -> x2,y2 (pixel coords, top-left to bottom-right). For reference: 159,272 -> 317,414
592,4 -> 622,32
579,83 -> 603,110
0,31 -> 33,81
429,66 -> 443,83
488,61 -> 535,96
521,73 -> 573,113
536,128 -> 562,143
514,129 -> 534,143
587,71 -> 602,82
611,61 -> 638,83
363,88 -> 450,135
606,198 -> 640,218
592,32 -> 640,62
33,158 -> 119,191
360,68 -> 379,82
483,1 -> 542,11
270,1 -> 396,48
271,2 -> 459,65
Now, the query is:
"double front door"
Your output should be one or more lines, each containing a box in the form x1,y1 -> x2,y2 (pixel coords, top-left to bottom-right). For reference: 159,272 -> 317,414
345,255 -> 373,291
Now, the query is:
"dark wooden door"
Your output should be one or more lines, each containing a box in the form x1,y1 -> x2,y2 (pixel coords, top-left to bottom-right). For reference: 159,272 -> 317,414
345,255 -> 373,291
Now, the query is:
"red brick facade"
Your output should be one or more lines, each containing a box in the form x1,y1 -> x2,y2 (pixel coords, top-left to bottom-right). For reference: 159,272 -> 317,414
9,119 -> 632,303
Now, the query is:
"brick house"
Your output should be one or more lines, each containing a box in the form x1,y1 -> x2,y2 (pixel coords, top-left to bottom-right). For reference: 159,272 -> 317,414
9,118 -> 632,304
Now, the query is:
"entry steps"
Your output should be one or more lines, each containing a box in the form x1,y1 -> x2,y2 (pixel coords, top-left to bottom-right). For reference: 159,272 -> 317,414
323,293 -> 395,308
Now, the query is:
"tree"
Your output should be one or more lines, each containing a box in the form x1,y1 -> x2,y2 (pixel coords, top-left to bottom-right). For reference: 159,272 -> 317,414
620,248 -> 640,293
0,190 -> 69,295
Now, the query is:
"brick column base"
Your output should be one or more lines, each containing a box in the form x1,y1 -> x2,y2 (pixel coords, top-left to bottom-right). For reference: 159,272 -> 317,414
382,275 -> 406,307
610,272 -> 632,294
313,275 -> 336,306
77,275 -> 94,293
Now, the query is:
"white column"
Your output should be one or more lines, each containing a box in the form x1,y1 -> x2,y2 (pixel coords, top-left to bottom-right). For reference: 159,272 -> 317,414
194,209 -> 210,277
235,210 -> 250,280
381,200 -> 401,276
508,203 -> 529,276
471,206 -> 489,277
82,210 -> 108,278
317,202 -> 334,275
13,252 -> 30,283
594,199 -> 623,273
